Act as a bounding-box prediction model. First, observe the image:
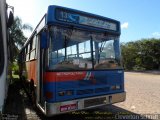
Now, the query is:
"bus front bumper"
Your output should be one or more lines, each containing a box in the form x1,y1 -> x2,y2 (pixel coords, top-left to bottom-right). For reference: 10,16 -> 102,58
42,92 -> 126,116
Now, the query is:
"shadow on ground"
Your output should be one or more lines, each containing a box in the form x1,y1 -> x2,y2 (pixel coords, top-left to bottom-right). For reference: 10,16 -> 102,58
3,80 -> 152,120
35,106 -> 152,120
3,79 -> 27,120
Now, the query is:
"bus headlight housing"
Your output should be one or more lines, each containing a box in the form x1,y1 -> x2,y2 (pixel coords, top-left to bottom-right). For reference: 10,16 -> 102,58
111,85 -> 121,90
58,90 -> 74,96
58,91 -> 65,96
116,85 -> 121,89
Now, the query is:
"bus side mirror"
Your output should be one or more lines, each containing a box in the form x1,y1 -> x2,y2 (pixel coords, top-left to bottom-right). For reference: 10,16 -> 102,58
40,32 -> 48,49
7,11 -> 14,28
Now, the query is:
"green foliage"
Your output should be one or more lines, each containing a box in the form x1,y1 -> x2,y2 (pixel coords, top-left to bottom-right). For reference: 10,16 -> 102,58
121,38 -> 160,70
9,16 -> 33,61
12,62 -> 19,75
10,17 -> 33,47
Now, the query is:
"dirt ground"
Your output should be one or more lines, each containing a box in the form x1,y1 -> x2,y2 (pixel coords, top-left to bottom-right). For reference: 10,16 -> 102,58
2,72 -> 160,120
115,72 -> 160,114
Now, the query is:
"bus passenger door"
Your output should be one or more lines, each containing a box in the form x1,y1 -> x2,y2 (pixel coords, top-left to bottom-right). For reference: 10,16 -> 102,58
37,32 -> 47,108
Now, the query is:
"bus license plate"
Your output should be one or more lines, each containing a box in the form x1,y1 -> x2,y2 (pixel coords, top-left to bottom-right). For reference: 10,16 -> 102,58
60,103 -> 77,112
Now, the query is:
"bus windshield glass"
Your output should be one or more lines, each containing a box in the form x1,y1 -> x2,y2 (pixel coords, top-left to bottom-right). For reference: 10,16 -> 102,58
48,26 -> 122,70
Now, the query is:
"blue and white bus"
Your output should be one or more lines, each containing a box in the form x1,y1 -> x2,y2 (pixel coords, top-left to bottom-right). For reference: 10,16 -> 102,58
19,5 -> 126,116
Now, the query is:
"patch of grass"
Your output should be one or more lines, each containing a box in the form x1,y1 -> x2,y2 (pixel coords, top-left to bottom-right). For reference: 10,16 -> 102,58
12,74 -> 19,79
10,73 -> 20,84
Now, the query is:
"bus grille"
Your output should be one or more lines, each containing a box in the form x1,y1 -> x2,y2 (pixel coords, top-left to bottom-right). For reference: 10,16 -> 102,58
84,97 -> 106,108
76,87 -> 109,95
77,89 -> 94,95
95,87 -> 109,93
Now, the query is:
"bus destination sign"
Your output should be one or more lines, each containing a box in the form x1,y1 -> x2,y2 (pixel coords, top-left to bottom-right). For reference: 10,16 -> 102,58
56,9 -> 117,31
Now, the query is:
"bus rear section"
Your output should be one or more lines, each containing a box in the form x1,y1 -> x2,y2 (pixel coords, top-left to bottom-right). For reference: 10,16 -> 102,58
19,5 -> 126,116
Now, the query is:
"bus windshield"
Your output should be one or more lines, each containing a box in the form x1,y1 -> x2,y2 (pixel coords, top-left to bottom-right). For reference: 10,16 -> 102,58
48,26 -> 122,70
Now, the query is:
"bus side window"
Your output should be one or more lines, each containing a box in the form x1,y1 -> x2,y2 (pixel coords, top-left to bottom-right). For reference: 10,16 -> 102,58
30,39 -> 33,51
33,36 -> 37,59
26,44 -> 30,61
28,43 -> 30,53
30,36 -> 37,60
30,39 -> 33,60
25,46 -> 27,54
23,50 -> 26,62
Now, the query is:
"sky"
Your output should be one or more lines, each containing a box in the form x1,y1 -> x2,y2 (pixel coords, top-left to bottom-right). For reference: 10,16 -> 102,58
6,0 -> 160,42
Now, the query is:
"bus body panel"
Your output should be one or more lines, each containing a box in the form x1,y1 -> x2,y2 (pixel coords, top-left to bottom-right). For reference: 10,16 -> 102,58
25,60 -> 37,84
44,92 -> 126,116
44,70 -> 124,102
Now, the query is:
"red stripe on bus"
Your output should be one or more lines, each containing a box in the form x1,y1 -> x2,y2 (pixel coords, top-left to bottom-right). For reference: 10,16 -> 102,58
44,72 -> 56,82
44,72 -> 87,82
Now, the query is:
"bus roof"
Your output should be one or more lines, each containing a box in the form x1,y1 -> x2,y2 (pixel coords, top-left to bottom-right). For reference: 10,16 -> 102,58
46,5 -> 120,35
22,5 -> 121,51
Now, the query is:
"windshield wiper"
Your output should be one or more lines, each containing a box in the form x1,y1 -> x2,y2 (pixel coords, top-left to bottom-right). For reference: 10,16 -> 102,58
99,41 -> 106,53
64,36 -> 68,60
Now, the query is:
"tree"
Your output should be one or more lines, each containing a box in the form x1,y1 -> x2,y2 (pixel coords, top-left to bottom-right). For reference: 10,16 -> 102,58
121,38 -> 160,71
121,42 -> 139,70
9,16 -> 33,61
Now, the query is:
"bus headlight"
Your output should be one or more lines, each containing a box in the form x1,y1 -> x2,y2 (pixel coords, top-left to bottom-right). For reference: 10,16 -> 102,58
58,90 -> 74,96
66,90 -> 73,96
111,85 -> 121,90
58,91 -> 65,96
116,85 -> 121,89
111,86 -> 116,90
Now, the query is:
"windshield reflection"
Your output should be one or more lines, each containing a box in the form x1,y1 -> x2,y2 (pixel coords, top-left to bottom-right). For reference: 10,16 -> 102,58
48,26 -> 122,70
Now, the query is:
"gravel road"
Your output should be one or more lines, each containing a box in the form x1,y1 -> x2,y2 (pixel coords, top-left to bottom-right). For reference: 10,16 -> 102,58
3,72 -> 160,120
115,72 -> 160,114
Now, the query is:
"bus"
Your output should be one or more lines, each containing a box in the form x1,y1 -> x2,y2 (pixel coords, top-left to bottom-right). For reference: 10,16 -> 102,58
0,0 -> 14,114
19,5 -> 126,116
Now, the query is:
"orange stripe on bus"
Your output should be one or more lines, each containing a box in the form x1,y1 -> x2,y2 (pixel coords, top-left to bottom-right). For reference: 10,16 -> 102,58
25,60 -> 37,85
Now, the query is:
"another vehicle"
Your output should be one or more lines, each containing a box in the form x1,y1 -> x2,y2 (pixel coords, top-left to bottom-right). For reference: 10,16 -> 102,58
19,5 -> 126,116
0,0 -> 14,114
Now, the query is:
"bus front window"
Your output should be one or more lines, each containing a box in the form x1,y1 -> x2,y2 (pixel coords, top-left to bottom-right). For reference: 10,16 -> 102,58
93,39 -> 122,69
48,26 -> 122,71
49,26 -> 92,70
